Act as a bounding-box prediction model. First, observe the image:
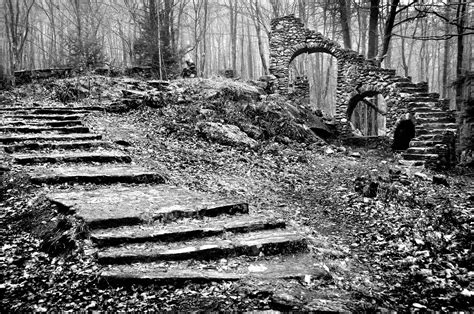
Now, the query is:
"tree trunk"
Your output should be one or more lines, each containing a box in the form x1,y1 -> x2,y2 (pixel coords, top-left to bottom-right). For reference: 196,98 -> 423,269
367,0 -> 379,59
337,0 -> 352,49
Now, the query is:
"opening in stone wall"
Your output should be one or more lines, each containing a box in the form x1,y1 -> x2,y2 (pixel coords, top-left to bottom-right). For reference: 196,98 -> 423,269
288,52 -> 337,117
392,120 -> 416,151
348,93 -> 387,136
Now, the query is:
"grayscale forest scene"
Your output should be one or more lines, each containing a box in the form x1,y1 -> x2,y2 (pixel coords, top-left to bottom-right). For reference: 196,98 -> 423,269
0,0 -> 473,311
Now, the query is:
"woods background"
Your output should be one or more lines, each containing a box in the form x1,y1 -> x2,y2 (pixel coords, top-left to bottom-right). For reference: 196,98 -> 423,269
0,0 -> 472,104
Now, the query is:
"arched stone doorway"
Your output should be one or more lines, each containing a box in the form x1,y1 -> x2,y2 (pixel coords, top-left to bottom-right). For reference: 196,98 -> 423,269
288,50 -> 337,116
347,92 -> 387,136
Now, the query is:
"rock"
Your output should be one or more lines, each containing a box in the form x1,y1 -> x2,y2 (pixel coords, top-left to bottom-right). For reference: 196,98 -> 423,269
258,74 -> 277,82
271,292 -> 304,311
414,172 -> 429,180
324,147 -> 334,155
432,175 -> 449,187
196,122 -> 258,148
350,152 -> 361,158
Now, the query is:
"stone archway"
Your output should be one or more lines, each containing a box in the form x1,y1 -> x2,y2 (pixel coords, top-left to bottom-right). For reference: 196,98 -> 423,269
269,15 -> 407,136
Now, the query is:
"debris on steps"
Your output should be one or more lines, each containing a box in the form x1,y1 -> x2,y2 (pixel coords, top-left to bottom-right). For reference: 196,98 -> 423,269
0,133 -> 102,144
12,150 -> 132,165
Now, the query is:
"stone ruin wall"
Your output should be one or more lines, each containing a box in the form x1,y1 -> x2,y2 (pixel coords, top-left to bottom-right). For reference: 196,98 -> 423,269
269,15 -> 416,137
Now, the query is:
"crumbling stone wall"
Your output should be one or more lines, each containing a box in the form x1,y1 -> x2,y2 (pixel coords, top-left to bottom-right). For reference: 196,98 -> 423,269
456,72 -> 474,166
269,15 -> 416,137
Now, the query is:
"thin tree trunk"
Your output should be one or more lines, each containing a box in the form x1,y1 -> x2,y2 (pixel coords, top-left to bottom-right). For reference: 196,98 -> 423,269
367,0 -> 379,59
338,0 -> 352,49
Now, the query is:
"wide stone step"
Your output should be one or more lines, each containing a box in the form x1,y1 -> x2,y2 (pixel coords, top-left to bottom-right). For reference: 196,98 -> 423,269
48,185 -> 248,229
417,134 -> 444,141
417,122 -> 457,129
12,151 -> 131,165
402,153 -> 439,161
405,147 -> 437,154
1,119 -> 83,127
100,254 -> 327,285
1,114 -> 85,120
405,97 -> 439,103
409,140 -> 442,147
400,86 -> 428,93
417,128 -> 457,136
0,105 -> 103,112
97,230 -> 307,264
0,125 -> 90,134
2,140 -> 108,153
414,111 -> 454,119
30,164 -> 166,185
0,133 -> 101,144
91,215 -> 286,247
416,116 -> 455,124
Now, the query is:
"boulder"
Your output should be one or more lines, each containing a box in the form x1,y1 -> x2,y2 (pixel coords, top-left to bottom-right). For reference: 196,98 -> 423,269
196,122 -> 257,148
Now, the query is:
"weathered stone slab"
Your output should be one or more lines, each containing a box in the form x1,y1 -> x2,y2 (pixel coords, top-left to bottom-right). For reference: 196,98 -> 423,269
0,133 -> 101,144
1,120 -> 83,127
48,185 -> 248,228
91,215 -> 286,247
2,114 -> 85,120
100,254 -> 326,285
97,230 -> 307,264
0,105 -> 103,112
3,140 -> 108,153
0,125 -> 90,134
30,165 -> 165,185
12,151 -> 131,165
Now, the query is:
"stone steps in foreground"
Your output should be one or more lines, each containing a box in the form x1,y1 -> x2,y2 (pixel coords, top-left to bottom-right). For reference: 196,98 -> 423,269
2,140 -> 109,153
1,114 -> 85,120
0,133 -> 101,144
1,119 -> 83,127
12,150 -> 131,165
100,254 -> 327,285
414,111 -> 454,119
48,185 -> 248,229
97,229 -> 307,264
30,164 -> 165,185
0,105 -> 103,112
415,116 -> 455,124
0,125 -> 90,134
417,122 -> 457,130
91,214 -> 286,247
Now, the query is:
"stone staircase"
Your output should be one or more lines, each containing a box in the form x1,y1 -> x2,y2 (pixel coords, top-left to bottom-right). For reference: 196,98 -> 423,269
392,80 -> 456,167
1,98 -> 343,309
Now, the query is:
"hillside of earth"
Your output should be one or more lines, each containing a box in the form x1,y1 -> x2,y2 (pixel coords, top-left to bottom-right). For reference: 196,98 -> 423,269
1,75 -> 473,312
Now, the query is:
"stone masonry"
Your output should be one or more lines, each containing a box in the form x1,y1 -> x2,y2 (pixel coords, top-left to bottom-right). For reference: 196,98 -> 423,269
269,15 -> 458,167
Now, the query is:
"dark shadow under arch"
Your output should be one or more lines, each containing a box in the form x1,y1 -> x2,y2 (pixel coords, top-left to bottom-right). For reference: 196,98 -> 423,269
346,91 -> 380,119
392,120 -> 416,151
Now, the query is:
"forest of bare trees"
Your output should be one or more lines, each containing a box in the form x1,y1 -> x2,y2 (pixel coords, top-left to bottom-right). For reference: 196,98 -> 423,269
1,0 -> 472,99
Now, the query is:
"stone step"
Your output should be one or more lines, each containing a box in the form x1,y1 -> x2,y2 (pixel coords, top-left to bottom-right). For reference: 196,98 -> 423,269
100,254 -> 327,285
48,185 -> 248,229
402,153 -> 439,161
2,140 -> 109,153
414,111 -> 454,119
409,106 -> 442,112
30,164 -> 166,185
417,122 -> 457,130
417,128 -> 457,136
97,229 -> 307,264
416,116 -> 455,124
398,159 -> 426,167
0,125 -> 90,134
389,77 -> 411,83
0,133 -> 102,144
1,119 -> 83,127
400,86 -> 428,93
417,134 -> 444,141
405,146 -> 437,154
0,105 -> 103,112
91,215 -> 286,247
12,151 -> 131,165
1,114 -> 85,120
405,96 -> 439,103
409,140 -> 443,147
